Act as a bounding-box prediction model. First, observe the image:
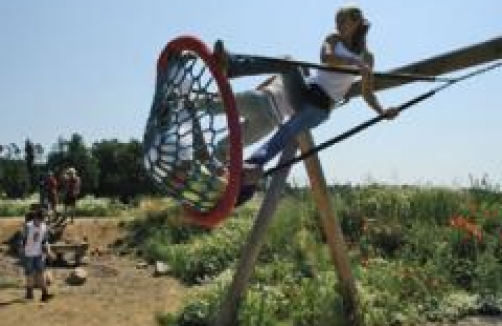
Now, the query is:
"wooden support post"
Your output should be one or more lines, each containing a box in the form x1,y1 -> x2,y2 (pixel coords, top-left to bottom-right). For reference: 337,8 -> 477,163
214,132 -> 360,325
213,142 -> 298,326
297,131 -> 361,326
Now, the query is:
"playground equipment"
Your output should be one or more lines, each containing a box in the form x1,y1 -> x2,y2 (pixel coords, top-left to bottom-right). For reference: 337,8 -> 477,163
143,35 -> 501,325
46,210 -> 89,266
48,241 -> 89,267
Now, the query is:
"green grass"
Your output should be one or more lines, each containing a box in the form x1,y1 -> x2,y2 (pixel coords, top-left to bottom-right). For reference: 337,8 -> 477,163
0,194 -> 129,217
147,184 -> 502,326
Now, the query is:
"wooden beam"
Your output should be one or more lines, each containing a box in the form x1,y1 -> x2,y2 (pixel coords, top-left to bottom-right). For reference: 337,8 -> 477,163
297,131 -> 361,326
347,36 -> 502,98
213,142 -> 297,326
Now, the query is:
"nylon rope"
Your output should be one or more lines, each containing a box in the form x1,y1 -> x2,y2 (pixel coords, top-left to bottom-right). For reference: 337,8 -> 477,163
265,60 -> 502,176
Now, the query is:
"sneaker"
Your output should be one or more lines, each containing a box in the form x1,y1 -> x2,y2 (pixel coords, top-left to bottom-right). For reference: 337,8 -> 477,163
213,39 -> 229,76
235,184 -> 257,207
235,162 -> 263,207
25,288 -> 34,300
41,292 -> 54,302
242,162 -> 263,186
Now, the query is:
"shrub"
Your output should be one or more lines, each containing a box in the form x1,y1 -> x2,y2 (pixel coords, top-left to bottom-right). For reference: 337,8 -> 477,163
151,183 -> 502,325
74,195 -> 127,217
0,198 -> 31,217
157,270 -> 232,326
408,188 -> 466,225
165,218 -> 251,284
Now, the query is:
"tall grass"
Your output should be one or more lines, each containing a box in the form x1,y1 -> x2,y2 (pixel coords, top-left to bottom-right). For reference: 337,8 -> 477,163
132,184 -> 502,325
0,194 -> 129,217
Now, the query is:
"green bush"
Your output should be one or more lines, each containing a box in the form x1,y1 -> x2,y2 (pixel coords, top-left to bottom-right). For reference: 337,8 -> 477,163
288,271 -> 344,326
150,183 -> 502,325
165,218 -> 251,284
0,194 -> 129,217
0,198 -> 31,217
408,187 -> 466,225
367,223 -> 405,258
157,270 -> 232,326
74,195 -> 127,217
124,206 -> 209,258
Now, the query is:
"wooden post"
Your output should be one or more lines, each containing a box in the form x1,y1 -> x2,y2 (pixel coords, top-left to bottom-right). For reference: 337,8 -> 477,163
213,141 -> 298,326
297,131 -> 361,326
214,131 -> 361,326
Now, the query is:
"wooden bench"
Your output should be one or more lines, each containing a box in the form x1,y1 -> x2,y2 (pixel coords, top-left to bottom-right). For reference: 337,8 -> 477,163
49,242 -> 89,266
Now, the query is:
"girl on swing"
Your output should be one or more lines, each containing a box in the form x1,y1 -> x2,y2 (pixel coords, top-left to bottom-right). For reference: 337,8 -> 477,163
214,5 -> 399,205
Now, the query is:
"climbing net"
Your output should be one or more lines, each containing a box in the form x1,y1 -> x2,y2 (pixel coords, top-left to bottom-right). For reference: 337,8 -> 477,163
143,36 -> 242,227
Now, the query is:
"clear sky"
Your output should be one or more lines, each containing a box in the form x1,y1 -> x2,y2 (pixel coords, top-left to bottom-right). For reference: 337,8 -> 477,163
1,1 -> 501,187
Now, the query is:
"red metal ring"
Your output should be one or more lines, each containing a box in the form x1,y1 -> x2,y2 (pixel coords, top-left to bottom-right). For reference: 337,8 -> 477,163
156,35 -> 242,228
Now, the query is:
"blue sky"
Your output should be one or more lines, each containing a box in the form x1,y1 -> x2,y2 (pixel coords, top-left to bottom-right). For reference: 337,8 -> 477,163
1,1 -> 501,187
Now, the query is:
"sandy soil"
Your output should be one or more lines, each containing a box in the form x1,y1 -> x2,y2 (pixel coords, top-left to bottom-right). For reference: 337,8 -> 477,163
0,218 -> 189,326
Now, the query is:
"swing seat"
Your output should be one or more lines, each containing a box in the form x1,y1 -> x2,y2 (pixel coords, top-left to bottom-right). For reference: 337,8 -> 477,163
143,36 -> 242,227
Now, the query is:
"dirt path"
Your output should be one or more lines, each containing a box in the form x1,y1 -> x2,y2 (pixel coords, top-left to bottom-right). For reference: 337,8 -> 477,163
0,218 -> 190,326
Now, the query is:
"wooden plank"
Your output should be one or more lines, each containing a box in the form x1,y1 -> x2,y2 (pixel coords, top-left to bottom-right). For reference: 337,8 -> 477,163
213,141 -> 297,326
297,131 -> 361,326
347,36 -> 502,98
50,242 -> 89,252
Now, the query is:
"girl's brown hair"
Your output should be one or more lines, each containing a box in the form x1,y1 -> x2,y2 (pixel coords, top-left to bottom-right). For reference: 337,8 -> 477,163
336,5 -> 368,54
335,5 -> 364,30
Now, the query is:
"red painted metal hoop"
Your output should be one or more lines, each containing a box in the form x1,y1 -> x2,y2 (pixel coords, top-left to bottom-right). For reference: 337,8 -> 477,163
156,35 -> 242,227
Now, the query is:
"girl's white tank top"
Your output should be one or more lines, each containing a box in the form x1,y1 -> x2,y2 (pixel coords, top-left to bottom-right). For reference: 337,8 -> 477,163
309,41 -> 362,102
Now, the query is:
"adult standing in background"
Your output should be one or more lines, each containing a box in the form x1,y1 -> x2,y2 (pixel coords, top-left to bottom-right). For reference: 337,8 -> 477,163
63,167 -> 81,223
45,171 -> 59,212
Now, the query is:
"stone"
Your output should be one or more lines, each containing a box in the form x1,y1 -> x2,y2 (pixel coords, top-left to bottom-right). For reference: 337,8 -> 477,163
154,261 -> 171,276
67,267 -> 87,285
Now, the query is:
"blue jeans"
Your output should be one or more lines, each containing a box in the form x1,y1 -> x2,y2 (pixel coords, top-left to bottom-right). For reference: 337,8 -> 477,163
246,103 -> 330,165
227,53 -> 330,165
24,255 -> 45,276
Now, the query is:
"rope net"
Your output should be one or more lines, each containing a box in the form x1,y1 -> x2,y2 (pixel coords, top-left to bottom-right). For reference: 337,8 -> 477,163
143,37 -> 240,221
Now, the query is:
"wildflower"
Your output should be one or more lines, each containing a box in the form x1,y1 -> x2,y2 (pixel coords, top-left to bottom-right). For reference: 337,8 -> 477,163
449,215 -> 483,242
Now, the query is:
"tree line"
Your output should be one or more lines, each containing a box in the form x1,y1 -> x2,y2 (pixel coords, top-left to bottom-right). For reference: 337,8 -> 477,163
0,133 -> 158,202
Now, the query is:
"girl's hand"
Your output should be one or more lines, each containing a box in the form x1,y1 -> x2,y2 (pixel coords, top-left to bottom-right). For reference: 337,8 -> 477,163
382,107 -> 399,120
349,57 -> 369,70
